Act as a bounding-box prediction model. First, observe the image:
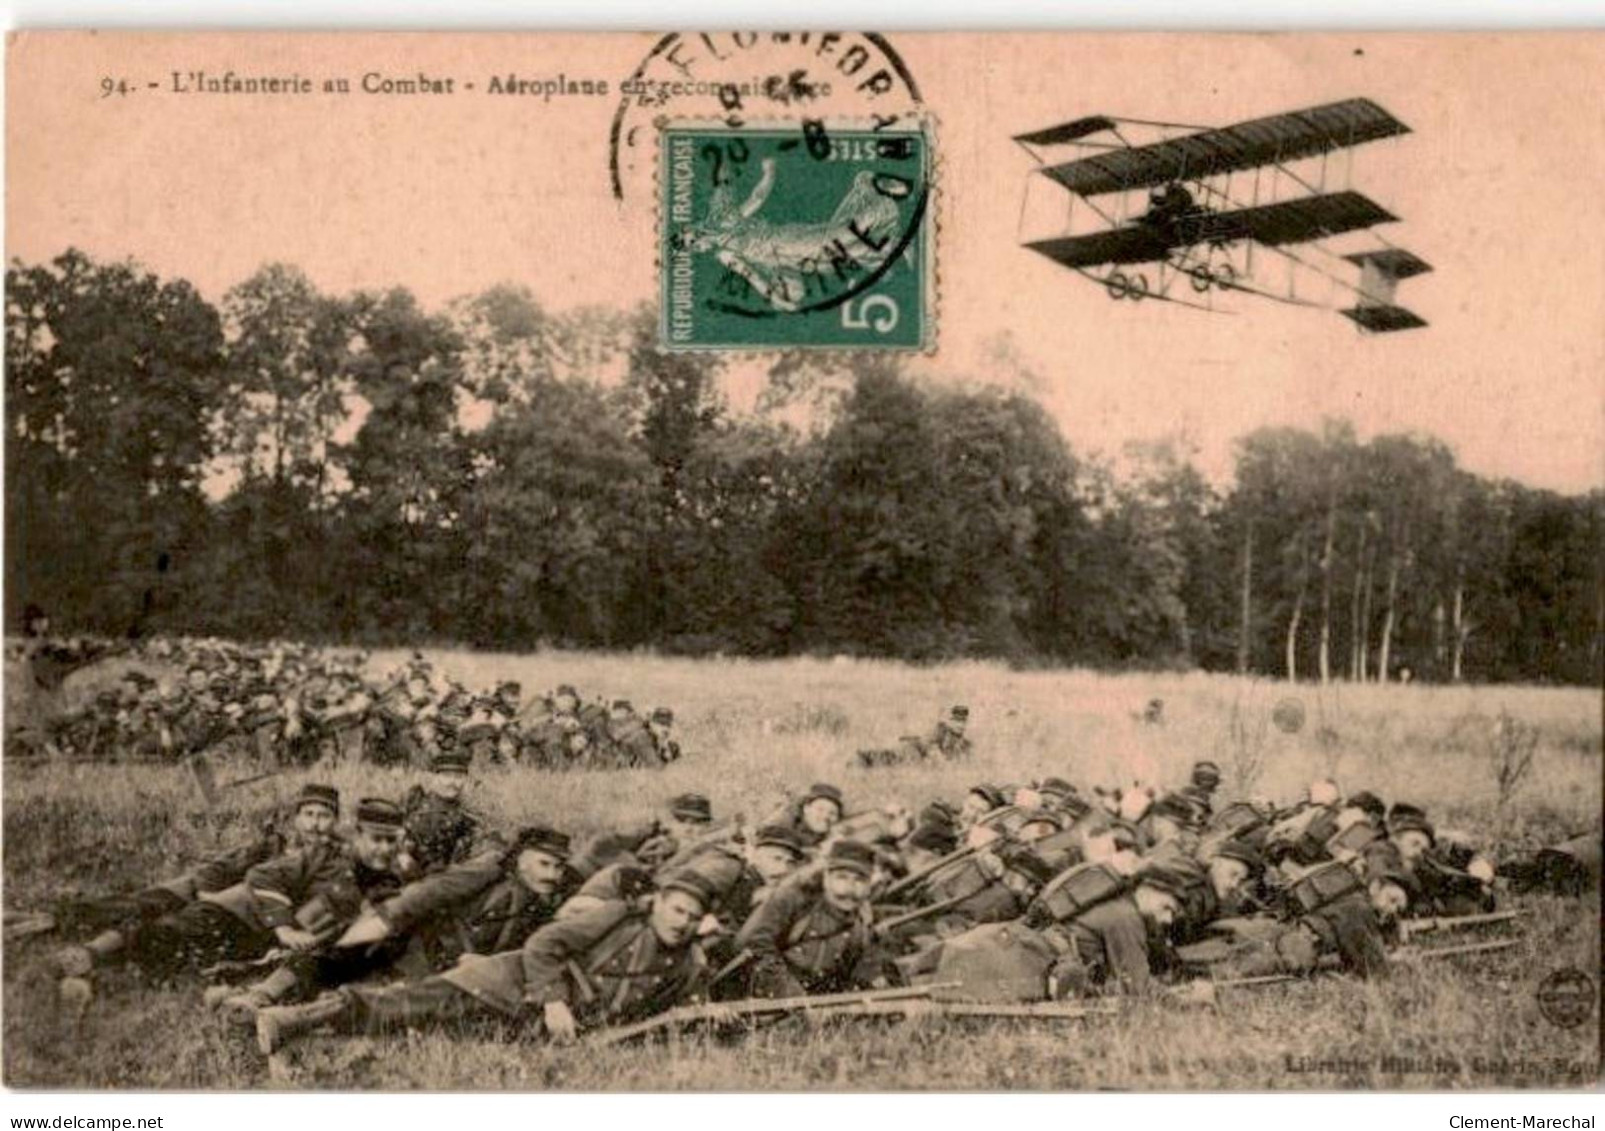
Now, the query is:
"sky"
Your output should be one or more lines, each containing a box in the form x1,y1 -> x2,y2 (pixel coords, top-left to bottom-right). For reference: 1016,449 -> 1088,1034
7,30 -> 1603,493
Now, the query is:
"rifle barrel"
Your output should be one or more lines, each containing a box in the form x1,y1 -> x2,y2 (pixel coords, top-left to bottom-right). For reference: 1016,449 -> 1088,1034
882,844 -> 981,900
873,890 -> 974,936
1394,938 -> 1520,962
1398,911 -> 1521,939
589,983 -> 959,1047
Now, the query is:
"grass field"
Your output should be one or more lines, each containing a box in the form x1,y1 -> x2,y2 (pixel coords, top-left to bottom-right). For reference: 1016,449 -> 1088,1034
4,650 -> 1600,1090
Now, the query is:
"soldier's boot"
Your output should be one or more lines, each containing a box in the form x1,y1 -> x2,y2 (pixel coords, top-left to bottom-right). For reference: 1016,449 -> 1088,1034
255,992 -> 352,1056
221,965 -> 300,1024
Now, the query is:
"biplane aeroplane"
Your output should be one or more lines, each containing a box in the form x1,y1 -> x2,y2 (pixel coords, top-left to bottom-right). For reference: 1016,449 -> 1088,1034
1015,98 -> 1430,332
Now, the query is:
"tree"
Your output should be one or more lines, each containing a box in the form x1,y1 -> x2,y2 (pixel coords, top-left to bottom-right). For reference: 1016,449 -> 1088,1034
332,288 -> 469,639
5,249 -> 225,633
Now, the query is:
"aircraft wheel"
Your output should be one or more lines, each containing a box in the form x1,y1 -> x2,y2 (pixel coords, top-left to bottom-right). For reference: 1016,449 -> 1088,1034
1189,265 -> 1214,292
1105,271 -> 1129,299
1212,263 -> 1237,290
1127,273 -> 1150,301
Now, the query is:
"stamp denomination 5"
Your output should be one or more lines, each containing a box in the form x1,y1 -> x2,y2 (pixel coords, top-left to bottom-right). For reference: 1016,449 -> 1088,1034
660,123 -> 932,351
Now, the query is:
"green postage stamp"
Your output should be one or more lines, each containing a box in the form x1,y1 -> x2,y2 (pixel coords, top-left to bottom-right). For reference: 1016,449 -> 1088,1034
660,123 -> 932,350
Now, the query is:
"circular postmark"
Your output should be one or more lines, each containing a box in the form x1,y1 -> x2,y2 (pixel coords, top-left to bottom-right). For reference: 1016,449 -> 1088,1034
611,32 -> 924,202
1536,967 -> 1596,1029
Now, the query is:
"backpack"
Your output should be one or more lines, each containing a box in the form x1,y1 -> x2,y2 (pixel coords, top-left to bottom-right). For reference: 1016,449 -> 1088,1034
1285,860 -> 1364,916
1029,862 -> 1127,925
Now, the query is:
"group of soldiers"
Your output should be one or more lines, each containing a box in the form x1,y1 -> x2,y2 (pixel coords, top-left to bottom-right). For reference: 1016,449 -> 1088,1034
8,630 -> 682,771
35,724 -> 1595,1058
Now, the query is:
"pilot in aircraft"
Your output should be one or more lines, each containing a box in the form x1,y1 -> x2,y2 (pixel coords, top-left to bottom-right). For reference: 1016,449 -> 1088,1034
1139,182 -> 1201,240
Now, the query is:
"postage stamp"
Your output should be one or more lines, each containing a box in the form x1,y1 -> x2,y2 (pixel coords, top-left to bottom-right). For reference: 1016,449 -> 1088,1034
659,122 -> 932,350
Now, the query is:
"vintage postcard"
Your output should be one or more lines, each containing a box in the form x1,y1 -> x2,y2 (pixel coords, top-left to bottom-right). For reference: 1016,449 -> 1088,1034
2,31 -> 1601,1092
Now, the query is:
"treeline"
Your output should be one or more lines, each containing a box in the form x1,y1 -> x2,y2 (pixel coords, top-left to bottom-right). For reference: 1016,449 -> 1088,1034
5,250 -> 1600,684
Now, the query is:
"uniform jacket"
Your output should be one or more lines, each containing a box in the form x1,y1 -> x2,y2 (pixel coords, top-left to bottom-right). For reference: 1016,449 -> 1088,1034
735,872 -> 875,997
378,851 -> 574,967
601,716 -> 657,769
926,722 -> 972,760
402,788 -> 491,874
441,900 -> 706,1023
154,827 -> 291,903
1301,891 -> 1388,977
1064,896 -> 1156,994
200,841 -> 394,937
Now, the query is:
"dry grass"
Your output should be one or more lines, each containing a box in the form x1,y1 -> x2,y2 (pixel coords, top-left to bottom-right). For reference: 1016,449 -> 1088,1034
4,650 -> 1600,1090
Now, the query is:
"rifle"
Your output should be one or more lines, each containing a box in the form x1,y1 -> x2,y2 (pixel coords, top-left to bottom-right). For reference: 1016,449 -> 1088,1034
708,948 -> 754,989
1206,938 -> 1521,988
879,840 -> 975,904
1397,910 -> 1522,942
871,891 -> 975,939
187,753 -> 283,808
588,983 -> 959,1047
1393,938 -> 1521,962
809,999 -> 1121,1022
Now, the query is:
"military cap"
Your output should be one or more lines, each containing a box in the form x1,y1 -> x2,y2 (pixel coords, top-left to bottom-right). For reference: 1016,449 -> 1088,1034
967,783 -> 1006,811
1191,760 -> 1223,788
754,824 -> 808,858
611,699 -> 634,713
295,783 -> 341,814
459,720 -> 499,745
658,869 -> 717,909
554,684 -> 579,699
803,783 -> 845,809
949,705 -> 970,721
1388,810 -> 1436,844
824,839 -> 877,879
670,793 -> 713,825
1387,802 -> 1428,824
1151,792 -> 1205,826
1136,862 -> 1203,900
650,707 -> 674,726
1017,807 -> 1066,832
907,823 -> 958,856
919,800 -> 960,831
1211,837 -> 1265,874
511,825 -> 571,859
1347,790 -> 1387,821
1038,777 -> 1077,799
495,680 -> 522,697
998,845 -> 1059,887
355,797 -> 405,829
430,748 -> 472,775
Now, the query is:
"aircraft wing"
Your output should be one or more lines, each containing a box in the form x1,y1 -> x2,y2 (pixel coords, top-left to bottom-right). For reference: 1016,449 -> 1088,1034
1013,116 -> 1119,146
1343,248 -> 1432,280
1341,304 -> 1428,332
1212,190 -> 1398,246
1023,225 -> 1172,268
1040,98 -> 1410,197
